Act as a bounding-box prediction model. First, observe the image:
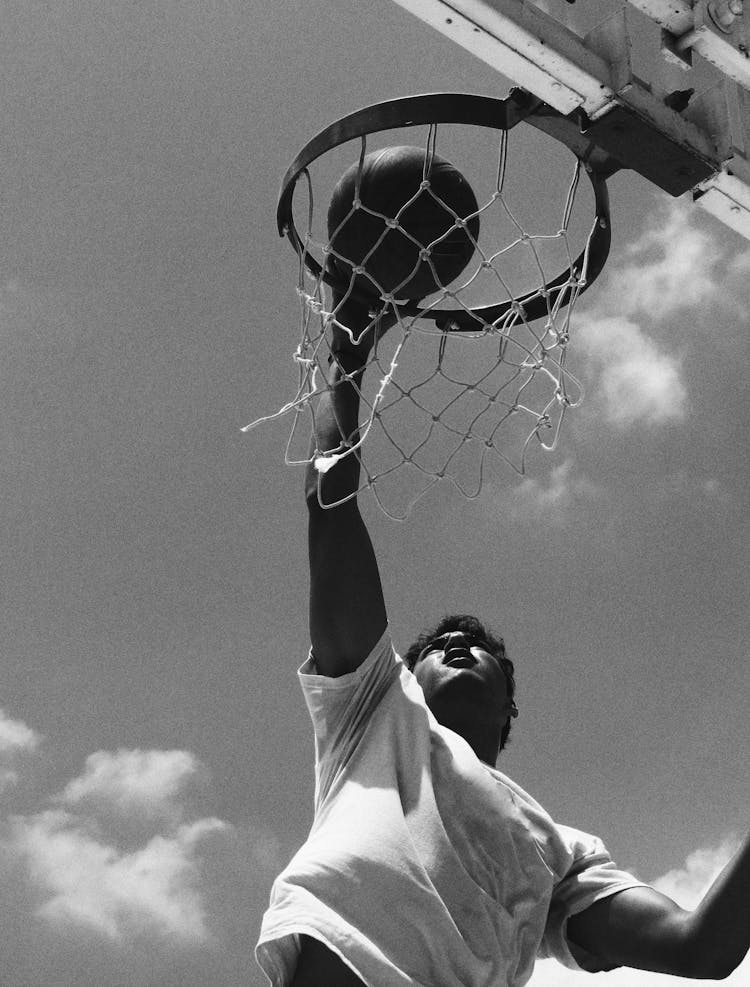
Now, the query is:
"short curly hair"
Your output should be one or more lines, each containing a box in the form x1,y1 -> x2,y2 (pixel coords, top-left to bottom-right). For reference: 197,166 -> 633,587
402,614 -> 516,751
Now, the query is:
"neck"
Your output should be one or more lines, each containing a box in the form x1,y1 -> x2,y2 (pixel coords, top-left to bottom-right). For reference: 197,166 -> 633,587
433,704 -> 501,765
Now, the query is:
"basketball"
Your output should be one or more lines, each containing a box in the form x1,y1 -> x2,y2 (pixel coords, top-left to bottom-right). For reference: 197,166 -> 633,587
327,146 -> 480,301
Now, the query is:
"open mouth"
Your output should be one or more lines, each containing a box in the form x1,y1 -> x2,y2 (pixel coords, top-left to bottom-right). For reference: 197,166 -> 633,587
445,654 -> 475,668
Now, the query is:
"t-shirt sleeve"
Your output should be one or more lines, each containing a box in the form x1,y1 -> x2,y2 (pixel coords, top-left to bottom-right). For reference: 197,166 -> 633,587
298,627 -> 401,809
539,824 -> 648,973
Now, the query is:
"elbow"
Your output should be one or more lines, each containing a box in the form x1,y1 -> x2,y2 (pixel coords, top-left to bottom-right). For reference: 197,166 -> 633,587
703,957 -> 742,981
698,962 -> 737,981
686,925 -> 750,980
682,944 -> 742,981
675,913 -> 746,980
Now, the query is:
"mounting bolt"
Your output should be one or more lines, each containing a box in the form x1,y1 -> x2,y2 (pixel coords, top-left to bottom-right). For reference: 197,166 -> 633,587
707,0 -> 743,32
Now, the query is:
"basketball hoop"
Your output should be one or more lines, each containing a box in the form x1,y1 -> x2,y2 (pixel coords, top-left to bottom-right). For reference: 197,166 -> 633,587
246,91 -> 622,518
277,92 -> 615,329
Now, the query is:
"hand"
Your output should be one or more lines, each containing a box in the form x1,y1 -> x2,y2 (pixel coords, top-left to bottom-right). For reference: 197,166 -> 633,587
326,261 -> 405,363
328,289 -> 400,362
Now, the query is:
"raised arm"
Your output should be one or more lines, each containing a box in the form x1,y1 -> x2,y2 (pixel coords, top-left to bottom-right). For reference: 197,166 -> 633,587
567,827 -> 750,979
305,292 -> 391,678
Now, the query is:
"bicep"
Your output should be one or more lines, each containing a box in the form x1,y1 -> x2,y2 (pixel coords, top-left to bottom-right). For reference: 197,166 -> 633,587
308,502 -> 387,677
567,886 -> 697,977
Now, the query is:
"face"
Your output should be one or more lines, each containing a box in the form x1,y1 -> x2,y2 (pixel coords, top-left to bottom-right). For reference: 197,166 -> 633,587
411,629 -> 518,722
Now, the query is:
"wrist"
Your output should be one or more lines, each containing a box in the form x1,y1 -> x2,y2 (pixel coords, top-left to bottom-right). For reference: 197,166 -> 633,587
328,347 -> 370,372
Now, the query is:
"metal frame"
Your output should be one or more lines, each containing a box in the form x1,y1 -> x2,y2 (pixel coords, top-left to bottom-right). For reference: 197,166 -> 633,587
277,91 -> 614,331
388,0 -> 750,241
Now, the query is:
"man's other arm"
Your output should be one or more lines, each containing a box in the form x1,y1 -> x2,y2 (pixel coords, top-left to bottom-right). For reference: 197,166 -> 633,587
306,296 -> 389,678
567,828 -> 750,979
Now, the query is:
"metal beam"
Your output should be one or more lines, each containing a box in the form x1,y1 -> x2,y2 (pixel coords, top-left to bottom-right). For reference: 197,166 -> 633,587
389,0 -> 621,116
627,0 -> 694,34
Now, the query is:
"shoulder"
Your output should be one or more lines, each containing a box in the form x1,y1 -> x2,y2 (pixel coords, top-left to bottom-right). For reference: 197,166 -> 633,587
298,628 -> 403,755
300,626 -> 398,684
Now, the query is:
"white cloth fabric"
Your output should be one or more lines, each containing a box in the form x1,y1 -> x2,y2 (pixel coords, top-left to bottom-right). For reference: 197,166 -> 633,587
256,629 -> 645,986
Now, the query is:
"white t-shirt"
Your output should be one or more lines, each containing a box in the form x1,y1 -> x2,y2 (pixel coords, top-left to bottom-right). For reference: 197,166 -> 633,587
256,629 -> 645,987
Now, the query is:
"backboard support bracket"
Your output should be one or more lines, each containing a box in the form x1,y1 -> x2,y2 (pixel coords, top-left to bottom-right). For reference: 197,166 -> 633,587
525,95 -> 717,194
389,0 -> 750,239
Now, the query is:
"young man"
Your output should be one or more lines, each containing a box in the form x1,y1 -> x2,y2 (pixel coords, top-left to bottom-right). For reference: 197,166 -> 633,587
256,292 -> 750,986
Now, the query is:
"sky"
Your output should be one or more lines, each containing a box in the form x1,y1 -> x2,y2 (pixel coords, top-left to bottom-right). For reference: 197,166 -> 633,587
1,1 -> 749,985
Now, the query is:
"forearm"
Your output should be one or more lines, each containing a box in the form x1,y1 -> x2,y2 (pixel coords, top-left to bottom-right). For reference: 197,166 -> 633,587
305,350 -> 368,509
305,307 -> 388,676
567,827 -> 750,980
685,827 -> 750,977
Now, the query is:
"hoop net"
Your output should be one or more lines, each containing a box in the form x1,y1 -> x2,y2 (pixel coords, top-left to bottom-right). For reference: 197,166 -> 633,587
245,124 -> 597,519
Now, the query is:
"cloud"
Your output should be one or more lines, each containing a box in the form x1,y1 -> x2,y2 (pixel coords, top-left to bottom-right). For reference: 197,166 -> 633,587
613,202 -> 717,320
602,197 -> 750,322
8,747 -> 228,947
647,470 -> 729,504
653,835 -> 741,909
569,197 -> 750,434
576,315 -> 686,427
58,748 -> 205,827
13,809 -> 225,944
0,708 -> 41,795
527,835 -> 748,986
0,720 -> 284,985
511,459 -> 600,519
0,710 -> 40,754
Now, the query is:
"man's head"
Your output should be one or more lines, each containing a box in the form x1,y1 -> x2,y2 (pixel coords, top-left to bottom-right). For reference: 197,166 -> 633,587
403,615 -> 517,760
